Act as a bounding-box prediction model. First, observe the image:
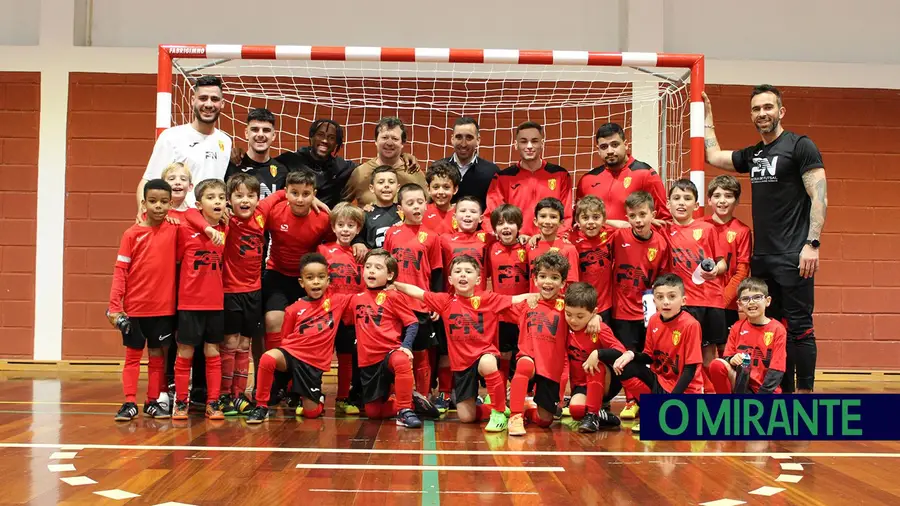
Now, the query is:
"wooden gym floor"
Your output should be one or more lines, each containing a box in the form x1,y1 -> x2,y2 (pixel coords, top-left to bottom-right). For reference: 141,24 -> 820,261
1,373 -> 900,505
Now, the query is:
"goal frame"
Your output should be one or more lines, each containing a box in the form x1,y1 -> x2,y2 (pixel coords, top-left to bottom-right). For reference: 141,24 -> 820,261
156,44 -> 706,200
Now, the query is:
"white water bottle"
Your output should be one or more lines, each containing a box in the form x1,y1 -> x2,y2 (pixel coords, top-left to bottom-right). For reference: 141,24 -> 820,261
642,290 -> 656,327
692,258 -> 716,285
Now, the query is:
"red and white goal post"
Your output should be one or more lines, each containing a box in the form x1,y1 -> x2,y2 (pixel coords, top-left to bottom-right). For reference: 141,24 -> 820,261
156,44 -> 706,207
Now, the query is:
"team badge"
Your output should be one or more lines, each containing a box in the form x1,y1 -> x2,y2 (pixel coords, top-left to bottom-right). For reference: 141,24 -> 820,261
549,247 -> 559,252
693,229 -> 703,241
218,140 -> 224,152
418,231 -> 428,243
600,231 -> 608,242
322,298 -> 331,312
375,292 -> 387,306
764,331 -> 774,346
517,249 -> 526,262
623,176 -> 632,189
477,232 -> 486,242
672,330 -> 682,346
727,230 -> 737,244
471,296 -> 481,310
647,248 -> 658,261
591,333 -> 599,343
255,215 -> 265,229
555,299 -> 565,311
452,217 -> 459,231
548,179 -> 557,191
270,164 -> 278,177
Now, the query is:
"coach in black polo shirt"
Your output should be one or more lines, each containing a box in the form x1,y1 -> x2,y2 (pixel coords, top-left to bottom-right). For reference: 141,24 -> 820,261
703,84 -> 828,395
438,117 -> 499,211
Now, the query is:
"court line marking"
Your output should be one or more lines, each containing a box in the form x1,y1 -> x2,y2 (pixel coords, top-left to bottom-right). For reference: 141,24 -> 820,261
780,462 -> 804,471
0,401 -> 122,406
296,464 -> 564,472
776,474 -> 803,483
422,420 -> 440,505
310,489 -> 539,495
50,451 -> 78,459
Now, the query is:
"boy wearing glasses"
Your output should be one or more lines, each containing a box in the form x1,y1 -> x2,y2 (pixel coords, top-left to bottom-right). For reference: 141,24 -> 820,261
708,277 -> 787,394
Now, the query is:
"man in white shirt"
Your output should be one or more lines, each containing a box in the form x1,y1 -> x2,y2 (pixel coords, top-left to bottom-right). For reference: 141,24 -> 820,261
135,75 -> 232,220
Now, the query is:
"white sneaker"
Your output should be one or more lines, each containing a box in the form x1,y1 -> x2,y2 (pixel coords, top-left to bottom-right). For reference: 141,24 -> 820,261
156,391 -> 170,412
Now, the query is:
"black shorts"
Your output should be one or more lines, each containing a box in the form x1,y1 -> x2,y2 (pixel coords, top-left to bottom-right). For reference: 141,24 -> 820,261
224,290 -> 264,339
499,322 -> 520,354
411,312 -> 435,351
453,357 -> 495,403
433,317 -> 448,356
122,315 -> 176,350
262,270 -> 304,312
633,366 -> 671,395
177,310 -> 224,346
359,352 -> 397,405
532,373 -> 561,414
724,309 -> 740,331
335,323 -> 355,355
611,319 -> 646,353
279,349 -> 325,403
685,306 -> 728,346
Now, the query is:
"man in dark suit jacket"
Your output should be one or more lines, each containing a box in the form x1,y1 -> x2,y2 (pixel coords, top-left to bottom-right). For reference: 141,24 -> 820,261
438,116 -> 499,212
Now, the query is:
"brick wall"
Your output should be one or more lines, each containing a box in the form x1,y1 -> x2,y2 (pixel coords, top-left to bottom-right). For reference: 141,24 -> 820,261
0,72 -> 39,359
704,84 -> 900,369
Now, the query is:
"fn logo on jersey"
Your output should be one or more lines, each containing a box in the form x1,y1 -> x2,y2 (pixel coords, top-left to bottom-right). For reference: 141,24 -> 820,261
750,155 -> 778,183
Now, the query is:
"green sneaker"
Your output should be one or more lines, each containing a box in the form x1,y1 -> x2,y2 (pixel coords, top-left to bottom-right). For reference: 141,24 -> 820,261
219,394 -> 238,416
484,409 -> 508,433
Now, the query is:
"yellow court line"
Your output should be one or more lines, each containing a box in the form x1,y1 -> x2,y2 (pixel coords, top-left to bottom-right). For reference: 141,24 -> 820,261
0,401 -> 122,406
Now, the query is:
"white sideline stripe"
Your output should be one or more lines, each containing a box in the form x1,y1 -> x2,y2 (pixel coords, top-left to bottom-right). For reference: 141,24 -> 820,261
483,49 -> 519,64
749,486 -> 786,497
771,454 -> 792,460
699,500 -> 745,506
780,462 -> 804,471
345,46 -> 381,61
776,474 -> 803,483
3,442 -> 898,458
297,463 -> 564,472
690,101 -> 705,138
415,47 -> 450,62
553,50 -> 589,65
94,489 -> 141,500
48,463 -> 76,472
205,44 -> 242,59
155,93 -> 171,129
60,476 -> 97,486
50,451 -> 78,459
309,489 -> 538,495
275,45 -> 312,60
622,52 -> 658,67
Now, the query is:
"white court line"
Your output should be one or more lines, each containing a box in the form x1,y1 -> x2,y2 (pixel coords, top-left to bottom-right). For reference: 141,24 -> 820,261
309,489 -> 538,495
776,474 -> 803,483
50,451 -> 77,459
780,462 -> 804,471
297,463 -> 564,472
47,464 -> 76,472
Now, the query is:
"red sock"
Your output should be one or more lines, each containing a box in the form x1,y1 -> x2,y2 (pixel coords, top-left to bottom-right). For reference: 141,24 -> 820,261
390,352 -> 414,411
622,378 -> 650,402
498,358 -> 511,385
709,360 -> 733,395
484,370 -> 506,413
220,348 -> 235,394
701,366 -> 716,394
477,403 -> 492,421
412,350 -> 431,396
265,331 -> 281,352
438,364 -> 453,396
509,359 -> 535,414
147,354 -> 164,403
585,366 -> 606,414
526,407 -> 552,428
302,403 -> 324,419
337,353 -> 352,399
122,347 -> 142,403
569,403 -> 587,420
255,353 -> 276,407
175,355 -> 192,403
233,349 -> 250,396
206,354 -> 222,402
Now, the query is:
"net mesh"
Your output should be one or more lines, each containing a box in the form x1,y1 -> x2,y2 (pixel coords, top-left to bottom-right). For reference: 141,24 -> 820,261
170,58 -> 692,186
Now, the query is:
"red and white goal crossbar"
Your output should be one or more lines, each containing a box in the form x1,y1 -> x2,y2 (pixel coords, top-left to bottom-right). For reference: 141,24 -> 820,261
156,44 -> 707,189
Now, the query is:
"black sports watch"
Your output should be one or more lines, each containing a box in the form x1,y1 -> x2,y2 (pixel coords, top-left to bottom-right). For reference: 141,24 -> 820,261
805,239 -> 820,248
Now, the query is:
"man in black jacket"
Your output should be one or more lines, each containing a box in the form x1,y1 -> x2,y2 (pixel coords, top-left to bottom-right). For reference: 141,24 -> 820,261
438,116 -> 499,212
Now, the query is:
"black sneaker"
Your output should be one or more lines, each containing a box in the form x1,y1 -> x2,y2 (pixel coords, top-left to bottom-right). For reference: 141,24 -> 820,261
246,406 -> 270,424
597,408 -> 622,429
219,394 -> 237,416
577,412 -> 601,433
412,391 -> 440,419
115,402 -> 139,421
396,408 -> 423,428
233,393 -> 254,415
143,400 -> 170,419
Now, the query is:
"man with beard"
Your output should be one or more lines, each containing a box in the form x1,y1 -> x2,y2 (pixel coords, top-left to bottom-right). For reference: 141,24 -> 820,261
225,108 -> 287,198
343,117 -> 425,207
437,116 -> 499,212
137,75 -> 232,220
702,84 -> 828,394
575,123 -> 670,227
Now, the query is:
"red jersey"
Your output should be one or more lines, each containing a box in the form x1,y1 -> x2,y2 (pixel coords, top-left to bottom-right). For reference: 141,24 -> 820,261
575,157 -> 671,221
611,228 -> 670,321
353,289 -> 419,368
724,319 -> 787,394
483,162 -> 573,237
568,228 -> 615,312
440,231 -> 491,293
506,297 -> 568,380
527,238 -> 579,288
280,293 -> 354,371
265,204 -> 333,277
317,242 -> 363,326
567,324 -> 623,363
109,222 -> 178,316
423,291 -> 513,371
383,223 -> 442,312
177,222 -> 227,311
644,311 -> 703,394
707,216 -> 752,310
487,241 -> 530,296
665,220 -> 724,309
422,203 -> 457,235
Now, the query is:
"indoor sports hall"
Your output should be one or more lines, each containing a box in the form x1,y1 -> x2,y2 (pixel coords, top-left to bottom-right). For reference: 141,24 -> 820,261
1,0 -> 898,504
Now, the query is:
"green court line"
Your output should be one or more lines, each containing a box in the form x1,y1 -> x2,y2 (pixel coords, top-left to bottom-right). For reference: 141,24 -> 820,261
422,420 -> 440,506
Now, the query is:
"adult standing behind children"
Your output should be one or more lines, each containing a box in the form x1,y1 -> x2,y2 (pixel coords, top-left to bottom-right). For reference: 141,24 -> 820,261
224,108 -> 288,199
343,117 -> 426,206
436,117 -> 499,211
703,85 -> 828,394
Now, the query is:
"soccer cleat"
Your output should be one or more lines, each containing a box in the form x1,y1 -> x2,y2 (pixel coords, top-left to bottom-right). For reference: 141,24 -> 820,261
507,413 -> 526,436
285,392 -> 301,408
219,394 -> 238,416
412,391 -> 440,419
156,391 -> 170,413
205,401 -> 225,420
620,400 -> 639,419
396,408 -> 423,428
561,406 -> 571,417
246,406 -> 270,424
335,399 -> 360,415
143,400 -> 170,419
432,392 -> 450,413
295,404 -> 304,417
172,401 -> 189,420
233,393 -> 254,415
484,409 -> 509,433
577,412 -> 601,433
597,408 -> 622,429
115,402 -> 139,421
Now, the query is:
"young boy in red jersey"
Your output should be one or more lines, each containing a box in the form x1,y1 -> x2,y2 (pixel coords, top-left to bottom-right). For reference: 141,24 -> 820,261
486,204 -> 530,385
706,175 -> 753,329
563,282 -> 623,432
383,183 -> 444,396
173,179 -> 229,420
709,278 -> 787,394
394,255 -> 535,432
262,169 -> 333,354
666,179 -> 729,392
613,274 -> 704,433
246,253 -> 357,423
108,179 -> 178,421
161,162 -> 193,217
527,197 -> 579,287
423,160 -> 461,235
610,190 -> 669,420
568,195 -> 615,322
355,165 -> 402,251
354,249 -> 439,428
317,202 -> 366,415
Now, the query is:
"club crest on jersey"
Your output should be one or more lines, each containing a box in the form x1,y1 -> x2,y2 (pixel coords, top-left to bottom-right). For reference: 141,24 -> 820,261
549,247 -> 559,252
451,217 -> 459,231
555,299 -> 565,311
477,232 -> 486,242
270,164 -> 278,177
418,231 -> 428,243
693,229 -> 703,241
218,140 -> 225,152
623,176 -> 632,189
727,230 -> 737,244
591,333 -> 599,343
672,330 -> 682,346
471,296 -> 481,310
600,231 -> 608,242
255,215 -> 265,229
375,292 -> 387,306
322,298 -> 331,312
548,179 -> 557,191
517,249 -> 526,262
647,248 -> 658,261
764,331 -> 774,346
